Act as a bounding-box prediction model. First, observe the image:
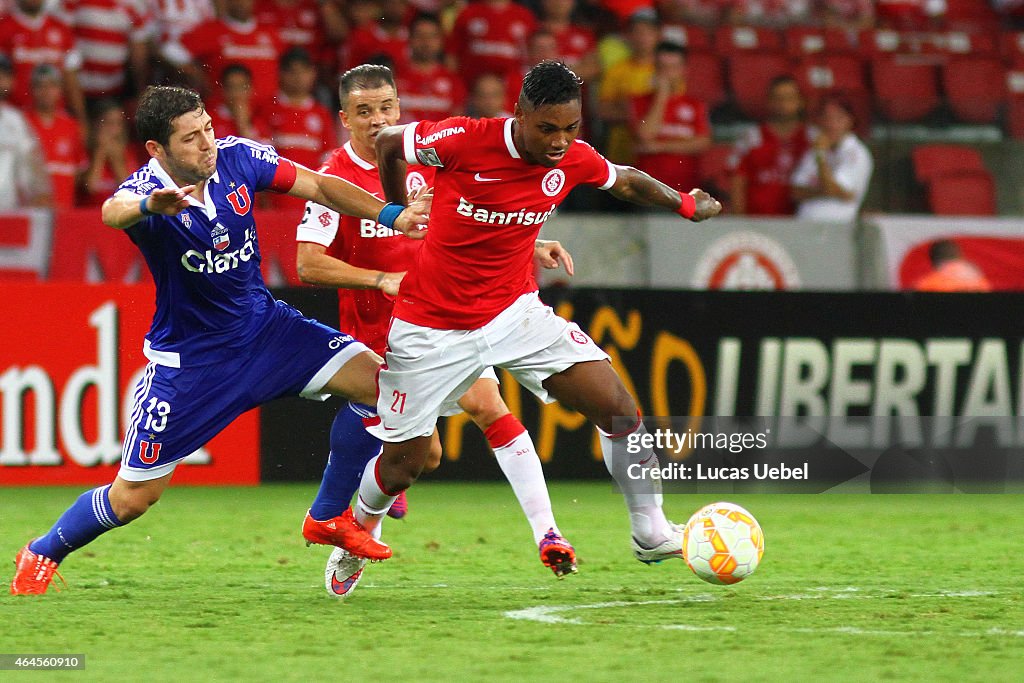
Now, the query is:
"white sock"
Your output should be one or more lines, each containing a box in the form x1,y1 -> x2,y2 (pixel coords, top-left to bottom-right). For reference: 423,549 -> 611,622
598,421 -> 673,547
355,455 -> 398,534
493,431 -> 559,543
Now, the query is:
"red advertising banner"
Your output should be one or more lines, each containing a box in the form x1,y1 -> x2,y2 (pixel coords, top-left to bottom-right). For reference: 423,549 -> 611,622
0,283 -> 260,485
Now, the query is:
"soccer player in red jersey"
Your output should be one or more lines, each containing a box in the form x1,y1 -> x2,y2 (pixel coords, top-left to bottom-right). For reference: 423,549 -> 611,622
728,75 -> 811,216
342,60 -> 720,569
295,65 -> 579,596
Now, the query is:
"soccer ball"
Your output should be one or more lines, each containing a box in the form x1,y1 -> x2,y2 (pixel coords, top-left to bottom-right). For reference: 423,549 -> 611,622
682,502 -> 764,585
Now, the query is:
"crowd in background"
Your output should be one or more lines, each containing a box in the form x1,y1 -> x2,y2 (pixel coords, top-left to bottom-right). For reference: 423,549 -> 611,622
2,0 -> 1024,217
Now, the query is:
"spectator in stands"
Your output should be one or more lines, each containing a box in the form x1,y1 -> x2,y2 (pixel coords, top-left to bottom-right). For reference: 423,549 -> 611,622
264,48 -> 334,209
163,0 -> 285,107
0,54 -> 51,210
0,0 -> 86,121
729,75 -> 811,216
65,0 -> 154,106
597,7 -> 660,164
25,64 -> 87,210
447,0 -> 538,91
255,0 -> 343,55
727,0 -> 813,27
211,64 -> 269,140
80,100 -> 140,206
791,94 -> 873,223
468,73 -> 513,118
395,13 -> 467,122
671,0 -> 730,27
819,0 -> 875,30
538,0 -> 601,83
343,0 -> 411,71
913,239 -> 992,292
628,41 -> 711,193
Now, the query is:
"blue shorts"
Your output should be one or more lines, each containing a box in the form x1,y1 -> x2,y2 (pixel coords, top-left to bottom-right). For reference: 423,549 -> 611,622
118,301 -> 368,481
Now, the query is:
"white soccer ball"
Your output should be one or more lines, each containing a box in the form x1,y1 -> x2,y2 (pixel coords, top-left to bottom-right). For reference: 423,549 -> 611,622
682,501 -> 764,585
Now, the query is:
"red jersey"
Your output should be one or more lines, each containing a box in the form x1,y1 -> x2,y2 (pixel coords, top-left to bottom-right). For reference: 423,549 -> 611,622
447,1 -> 537,87
178,18 -> 284,105
66,0 -> 154,98
0,9 -> 82,109
551,24 -> 596,65
254,0 -> 322,52
295,142 -> 434,354
396,64 -> 467,122
263,97 -> 333,210
210,102 -> 270,141
729,122 -> 811,215
629,93 -> 710,192
24,109 -> 87,209
342,23 -> 409,71
396,116 -> 614,329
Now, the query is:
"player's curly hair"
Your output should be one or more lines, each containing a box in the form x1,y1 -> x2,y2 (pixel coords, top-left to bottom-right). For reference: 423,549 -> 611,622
136,86 -> 205,146
339,64 -> 396,108
518,60 -> 583,110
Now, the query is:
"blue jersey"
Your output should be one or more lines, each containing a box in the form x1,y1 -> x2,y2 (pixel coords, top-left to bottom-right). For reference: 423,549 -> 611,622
117,137 -> 285,367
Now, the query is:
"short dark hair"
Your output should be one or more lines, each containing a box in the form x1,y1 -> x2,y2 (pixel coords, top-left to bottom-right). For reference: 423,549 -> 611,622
279,46 -> 313,71
768,74 -> 800,94
929,239 -> 961,266
410,12 -> 442,30
339,64 -> 396,108
221,63 -> 253,83
135,85 -> 205,146
654,41 -> 687,59
518,60 -> 582,110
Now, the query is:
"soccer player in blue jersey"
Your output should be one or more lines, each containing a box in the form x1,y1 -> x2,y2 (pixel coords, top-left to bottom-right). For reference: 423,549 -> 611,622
10,85 -> 429,595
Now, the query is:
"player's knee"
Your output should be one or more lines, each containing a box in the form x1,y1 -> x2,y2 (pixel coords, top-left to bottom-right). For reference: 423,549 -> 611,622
110,486 -> 163,522
590,389 -> 638,434
423,439 -> 443,473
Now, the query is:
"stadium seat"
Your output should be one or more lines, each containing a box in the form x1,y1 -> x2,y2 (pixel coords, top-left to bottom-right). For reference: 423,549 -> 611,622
1008,69 -> 1024,138
1002,32 -> 1024,66
714,25 -> 782,55
728,52 -> 793,120
911,144 -> 987,185
941,57 -> 1005,124
795,55 -> 866,94
870,57 -> 939,122
783,27 -> 857,58
661,24 -> 712,52
926,171 -> 997,216
685,52 -> 727,109
935,30 -> 997,57
942,0 -> 1000,31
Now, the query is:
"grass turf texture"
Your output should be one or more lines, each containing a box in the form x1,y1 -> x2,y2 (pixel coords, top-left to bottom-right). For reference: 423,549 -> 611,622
2,483 -> 1022,682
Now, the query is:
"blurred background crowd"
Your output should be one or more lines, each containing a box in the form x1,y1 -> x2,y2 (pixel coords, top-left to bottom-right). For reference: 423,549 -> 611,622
3,0 -> 1024,220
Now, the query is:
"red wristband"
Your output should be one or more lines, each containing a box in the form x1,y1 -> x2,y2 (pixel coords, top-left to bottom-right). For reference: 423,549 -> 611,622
677,191 -> 696,219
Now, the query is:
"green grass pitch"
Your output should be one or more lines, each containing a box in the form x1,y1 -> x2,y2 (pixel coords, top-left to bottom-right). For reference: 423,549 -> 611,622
2,483 -> 1022,681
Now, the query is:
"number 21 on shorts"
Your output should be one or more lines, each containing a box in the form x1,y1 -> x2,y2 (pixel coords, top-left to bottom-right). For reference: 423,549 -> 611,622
390,390 -> 407,414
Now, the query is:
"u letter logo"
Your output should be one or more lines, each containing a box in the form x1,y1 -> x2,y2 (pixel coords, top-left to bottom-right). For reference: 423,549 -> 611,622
227,185 -> 252,216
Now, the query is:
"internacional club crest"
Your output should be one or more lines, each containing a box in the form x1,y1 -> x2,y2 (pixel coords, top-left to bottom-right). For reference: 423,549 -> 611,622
541,169 -> 565,197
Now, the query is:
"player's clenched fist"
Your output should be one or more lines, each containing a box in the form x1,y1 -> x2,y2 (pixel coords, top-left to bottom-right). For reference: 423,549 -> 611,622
688,189 -> 722,222
395,186 -> 432,238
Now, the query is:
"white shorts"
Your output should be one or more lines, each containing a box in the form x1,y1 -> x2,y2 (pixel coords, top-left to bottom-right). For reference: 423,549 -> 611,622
369,291 -> 610,441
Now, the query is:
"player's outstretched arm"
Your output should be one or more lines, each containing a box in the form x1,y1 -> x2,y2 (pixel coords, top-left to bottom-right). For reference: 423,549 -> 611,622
287,162 -> 430,236
102,187 -> 196,230
296,241 -> 405,294
607,164 -> 722,222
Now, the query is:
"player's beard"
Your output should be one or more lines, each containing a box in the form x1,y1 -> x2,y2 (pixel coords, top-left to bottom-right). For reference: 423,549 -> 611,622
164,149 -> 218,186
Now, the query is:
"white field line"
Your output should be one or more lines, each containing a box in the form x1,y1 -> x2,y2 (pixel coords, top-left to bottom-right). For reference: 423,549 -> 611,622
504,589 -> 1024,638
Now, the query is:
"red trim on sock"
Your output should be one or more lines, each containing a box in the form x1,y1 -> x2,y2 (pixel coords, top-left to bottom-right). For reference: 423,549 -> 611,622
373,457 -> 401,497
603,410 -> 643,440
484,413 -> 527,449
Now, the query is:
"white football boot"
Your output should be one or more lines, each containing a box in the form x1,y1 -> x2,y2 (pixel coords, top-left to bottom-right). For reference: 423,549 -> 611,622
632,522 -> 685,564
324,547 -> 367,598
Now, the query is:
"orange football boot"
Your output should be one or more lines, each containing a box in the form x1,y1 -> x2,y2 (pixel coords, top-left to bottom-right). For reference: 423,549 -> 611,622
10,544 -> 65,595
302,507 -> 392,561
538,529 -> 578,578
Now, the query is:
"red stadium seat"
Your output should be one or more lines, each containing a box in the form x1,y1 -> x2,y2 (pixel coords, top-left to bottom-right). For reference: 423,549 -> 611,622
783,27 -> 857,58
926,171 -> 996,216
714,25 -> 782,55
795,55 -> 866,94
1009,69 -> 1024,138
935,30 -> 997,57
943,0 -> 1000,31
911,144 -> 987,185
1002,32 -> 1024,66
686,52 -> 726,109
870,56 -> 939,122
941,57 -> 1006,124
662,24 -> 712,52
728,52 -> 793,120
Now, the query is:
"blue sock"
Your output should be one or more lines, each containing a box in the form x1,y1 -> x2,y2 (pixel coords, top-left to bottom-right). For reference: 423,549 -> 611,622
309,402 -> 383,521
29,485 -> 124,563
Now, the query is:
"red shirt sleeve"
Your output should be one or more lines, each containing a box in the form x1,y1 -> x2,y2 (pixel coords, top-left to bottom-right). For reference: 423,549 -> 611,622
573,140 -> 616,189
402,116 -> 475,170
